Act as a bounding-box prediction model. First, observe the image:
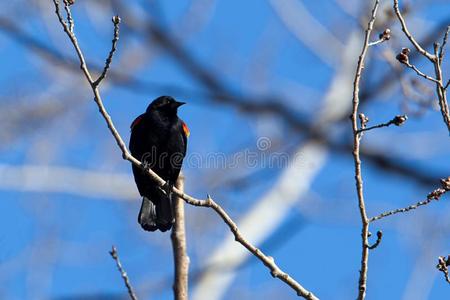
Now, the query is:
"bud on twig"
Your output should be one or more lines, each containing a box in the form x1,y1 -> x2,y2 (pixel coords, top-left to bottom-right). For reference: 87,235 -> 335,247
359,113 -> 369,128
396,48 -> 410,64
112,15 -> 121,25
441,176 -> 450,190
392,115 -> 408,126
437,255 -> 450,271
379,28 -> 391,41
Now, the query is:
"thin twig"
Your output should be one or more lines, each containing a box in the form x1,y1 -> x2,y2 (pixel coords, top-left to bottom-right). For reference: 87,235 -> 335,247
393,0 -> 435,61
357,115 -> 407,134
368,39 -> 387,47
431,42 -> 450,132
171,175 -> 189,300
370,198 -> 434,222
51,1 -> 318,299
53,0 -> 94,83
439,26 -> 449,61
369,177 -> 450,222
404,62 -> 441,86
393,0 -> 450,133
368,231 -> 383,250
437,255 -> 450,284
94,16 -> 121,87
350,1 -> 381,299
62,0 -> 74,32
109,246 -> 138,300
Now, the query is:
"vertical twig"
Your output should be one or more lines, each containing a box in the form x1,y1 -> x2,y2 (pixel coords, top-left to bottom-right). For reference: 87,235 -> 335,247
171,174 -> 190,300
109,246 -> 138,300
350,1 -> 381,299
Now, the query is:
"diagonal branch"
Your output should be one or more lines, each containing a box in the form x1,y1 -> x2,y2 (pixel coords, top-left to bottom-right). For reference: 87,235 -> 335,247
109,246 -> 138,300
51,1 -> 318,299
393,0 -> 435,61
370,177 -> 450,222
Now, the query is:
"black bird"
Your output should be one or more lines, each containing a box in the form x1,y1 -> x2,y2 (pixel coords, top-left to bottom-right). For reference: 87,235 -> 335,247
129,96 -> 189,232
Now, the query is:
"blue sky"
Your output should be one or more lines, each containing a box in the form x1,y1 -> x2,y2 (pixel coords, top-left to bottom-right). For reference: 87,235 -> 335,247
0,1 -> 449,299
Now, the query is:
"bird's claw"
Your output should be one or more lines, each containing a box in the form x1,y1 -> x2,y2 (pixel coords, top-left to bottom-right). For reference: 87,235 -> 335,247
161,181 -> 174,198
141,160 -> 151,173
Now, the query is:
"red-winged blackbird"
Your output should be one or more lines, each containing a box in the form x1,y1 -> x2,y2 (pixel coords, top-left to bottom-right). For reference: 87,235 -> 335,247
129,96 -> 189,232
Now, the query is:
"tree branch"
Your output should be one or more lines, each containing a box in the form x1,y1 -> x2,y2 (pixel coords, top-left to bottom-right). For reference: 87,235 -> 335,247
171,174 -> 189,300
356,115 -> 407,134
350,1 -> 381,299
437,255 -> 450,284
393,0 -> 435,61
396,49 -> 441,85
109,246 -> 138,300
368,231 -> 383,250
369,176 -> 450,222
94,16 -> 121,87
393,0 -> 450,133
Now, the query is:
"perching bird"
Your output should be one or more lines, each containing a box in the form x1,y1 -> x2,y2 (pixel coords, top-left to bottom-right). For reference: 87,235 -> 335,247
129,96 -> 189,232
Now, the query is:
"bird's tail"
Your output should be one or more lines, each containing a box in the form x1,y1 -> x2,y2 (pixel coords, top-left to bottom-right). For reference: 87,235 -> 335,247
138,194 -> 174,232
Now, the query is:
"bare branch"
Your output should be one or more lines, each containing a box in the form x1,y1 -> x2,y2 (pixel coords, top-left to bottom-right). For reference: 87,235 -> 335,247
350,1 -> 381,298
396,48 -> 441,85
62,0 -> 74,32
393,0 -> 435,61
436,255 -> 450,284
53,0 -> 94,83
171,175 -> 189,300
357,115 -> 407,134
94,16 -> 121,87
368,231 -> 383,250
405,62 -> 441,85
439,26 -> 450,61
393,1 -> 450,133
183,194 -> 319,299
109,246 -> 138,300
51,2 -> 318,299
369,177 -> 450,222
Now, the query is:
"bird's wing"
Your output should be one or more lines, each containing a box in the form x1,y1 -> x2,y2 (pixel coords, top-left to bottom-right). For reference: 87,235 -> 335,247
130,114 -> 144,131
180,120 -> 189,155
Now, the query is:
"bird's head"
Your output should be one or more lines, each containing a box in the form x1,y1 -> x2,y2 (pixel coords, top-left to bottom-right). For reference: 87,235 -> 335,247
146,96 -> 185,118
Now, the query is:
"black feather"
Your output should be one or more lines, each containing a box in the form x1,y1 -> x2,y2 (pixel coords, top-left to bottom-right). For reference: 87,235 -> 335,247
129,96 -> 187,232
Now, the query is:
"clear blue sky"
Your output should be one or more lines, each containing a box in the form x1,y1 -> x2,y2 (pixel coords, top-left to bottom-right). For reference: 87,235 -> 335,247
0,1 -> 449,299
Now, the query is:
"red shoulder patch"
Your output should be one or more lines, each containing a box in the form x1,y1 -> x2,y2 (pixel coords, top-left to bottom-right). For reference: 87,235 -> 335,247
182,121 -> 190,138
130,115 -> 143,131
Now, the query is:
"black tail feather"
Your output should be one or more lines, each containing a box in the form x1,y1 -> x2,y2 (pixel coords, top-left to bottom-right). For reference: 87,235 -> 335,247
138,196 -> 158,231
138,194 -> 174,232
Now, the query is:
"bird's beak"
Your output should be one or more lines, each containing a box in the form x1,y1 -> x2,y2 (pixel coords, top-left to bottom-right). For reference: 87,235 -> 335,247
173,101 -> 186,108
